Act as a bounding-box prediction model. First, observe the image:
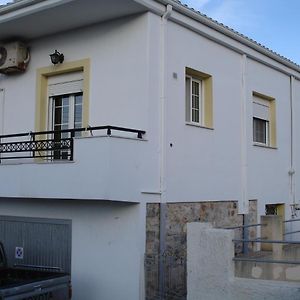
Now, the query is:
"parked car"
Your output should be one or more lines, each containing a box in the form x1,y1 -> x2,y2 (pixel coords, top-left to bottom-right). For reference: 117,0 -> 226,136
0,242 -> 71,300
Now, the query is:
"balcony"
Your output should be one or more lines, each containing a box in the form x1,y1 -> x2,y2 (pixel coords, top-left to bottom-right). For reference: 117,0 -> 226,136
0,126 -> 147,202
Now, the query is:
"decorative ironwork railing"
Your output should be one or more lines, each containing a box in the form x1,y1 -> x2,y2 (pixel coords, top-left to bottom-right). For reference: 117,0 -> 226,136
0,125 -> 146,162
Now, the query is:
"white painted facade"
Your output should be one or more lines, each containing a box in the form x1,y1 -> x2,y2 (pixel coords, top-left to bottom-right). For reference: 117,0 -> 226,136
0,0 -> 299,299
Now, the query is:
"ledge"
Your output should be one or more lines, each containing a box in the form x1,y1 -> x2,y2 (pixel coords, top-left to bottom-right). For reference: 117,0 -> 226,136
253,143 -> 277,150
185,122 -> 214,130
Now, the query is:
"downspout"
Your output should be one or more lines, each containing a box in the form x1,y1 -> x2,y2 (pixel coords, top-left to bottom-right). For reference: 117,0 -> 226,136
240,54 -> 248,215
240,54 -> 249,253
0,74 -> 4,135
159,4 -> 172,299
289,76 -> 297,218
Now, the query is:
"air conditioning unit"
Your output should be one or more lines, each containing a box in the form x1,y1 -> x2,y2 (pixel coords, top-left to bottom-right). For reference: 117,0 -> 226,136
0,42 -> 30,74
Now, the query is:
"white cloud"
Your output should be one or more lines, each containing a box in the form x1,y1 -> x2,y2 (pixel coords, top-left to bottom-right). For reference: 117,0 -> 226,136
0,0 -> 11,4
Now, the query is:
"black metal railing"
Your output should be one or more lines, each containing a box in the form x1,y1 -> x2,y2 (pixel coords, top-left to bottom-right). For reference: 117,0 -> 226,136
0,125 -> 146,162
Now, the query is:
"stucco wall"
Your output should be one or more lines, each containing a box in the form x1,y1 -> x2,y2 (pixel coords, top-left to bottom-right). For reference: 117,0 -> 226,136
187,222 -> 300,300
0,13 -> 162,202
0,198 -> 146,300
163,18 -> 300,218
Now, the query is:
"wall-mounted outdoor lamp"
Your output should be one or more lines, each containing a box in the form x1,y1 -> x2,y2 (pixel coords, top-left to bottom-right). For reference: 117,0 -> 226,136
49,50 -> 64,64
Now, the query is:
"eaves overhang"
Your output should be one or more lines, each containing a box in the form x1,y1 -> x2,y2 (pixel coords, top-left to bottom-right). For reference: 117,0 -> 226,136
0,0 -> 149,41
1,0 -> 299,75
155,0 -> 300,74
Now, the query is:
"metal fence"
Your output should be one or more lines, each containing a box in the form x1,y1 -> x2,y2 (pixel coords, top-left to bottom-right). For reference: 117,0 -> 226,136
145,252 -> 186,300
284,218 -> 300,237
232,217 -> 300,265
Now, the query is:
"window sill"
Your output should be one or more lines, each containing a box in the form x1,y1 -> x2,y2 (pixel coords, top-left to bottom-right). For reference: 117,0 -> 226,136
253,142 -> 277,150
185,122 -> 214,130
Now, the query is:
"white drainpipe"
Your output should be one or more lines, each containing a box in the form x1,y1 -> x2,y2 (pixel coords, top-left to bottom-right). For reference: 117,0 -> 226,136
289,76 -> 297,218
159,4 -> 172,299
240,54 -> 248,215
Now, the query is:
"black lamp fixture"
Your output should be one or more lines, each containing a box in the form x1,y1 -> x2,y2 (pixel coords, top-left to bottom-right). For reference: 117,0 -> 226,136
49,50 -> 64,64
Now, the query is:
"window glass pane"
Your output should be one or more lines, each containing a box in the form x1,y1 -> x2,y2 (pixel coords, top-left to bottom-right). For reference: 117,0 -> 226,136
185,77 -> 191,122
74,103 -> 82,124
62,97 -> 69,107
192,81 -> 199,95
253,117 -> 268,144
54,107 -> 61,125
75,94 -> 83,105
189,79 -> 201,124
62,106 -> 69,123
74,93 -> 83,133
54,97 -> 62,107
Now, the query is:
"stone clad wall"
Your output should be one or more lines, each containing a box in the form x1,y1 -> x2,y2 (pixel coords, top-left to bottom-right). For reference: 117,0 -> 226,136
145,200 -> 257,300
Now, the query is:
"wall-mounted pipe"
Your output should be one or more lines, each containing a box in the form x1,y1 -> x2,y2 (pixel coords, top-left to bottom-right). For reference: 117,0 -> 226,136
240,54 -> 248,215
159,4 -> 172,299
289,76 -> 297,218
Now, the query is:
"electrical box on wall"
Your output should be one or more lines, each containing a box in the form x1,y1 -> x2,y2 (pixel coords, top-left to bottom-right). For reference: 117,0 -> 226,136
0,41 -> 30,74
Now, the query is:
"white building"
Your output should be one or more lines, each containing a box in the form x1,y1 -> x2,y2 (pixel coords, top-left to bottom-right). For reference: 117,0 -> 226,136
0,0 -> 299,299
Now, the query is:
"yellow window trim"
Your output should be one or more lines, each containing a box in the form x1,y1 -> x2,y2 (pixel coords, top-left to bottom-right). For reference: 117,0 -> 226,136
253,91 -> 276,147
35,58 -> 90,132
186,67 -> 213,128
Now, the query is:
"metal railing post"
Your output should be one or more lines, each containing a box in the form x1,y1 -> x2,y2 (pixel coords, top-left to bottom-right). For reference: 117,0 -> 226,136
31,133 -> 35,158
70,131 -> 75,161
70,138 -> 74,161
243,214 -> 249,255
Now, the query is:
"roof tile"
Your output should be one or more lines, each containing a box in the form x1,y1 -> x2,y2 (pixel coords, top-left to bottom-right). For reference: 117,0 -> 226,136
176,0 -> 299,68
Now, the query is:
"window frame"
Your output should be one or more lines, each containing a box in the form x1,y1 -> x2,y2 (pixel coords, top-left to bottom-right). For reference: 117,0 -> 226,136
36,59 -> 90,133
186,75 -> 203,125
185,67 -> 213,129
48,92 -> 83,134
253,117 -> 269,146
252,92 -> 276,148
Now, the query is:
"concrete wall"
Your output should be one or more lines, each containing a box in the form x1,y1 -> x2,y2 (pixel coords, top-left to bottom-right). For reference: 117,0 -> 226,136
187,222 -> 300,300
0,198 -> 146,300
145,200 -> 257,300
0,135 -> 148,202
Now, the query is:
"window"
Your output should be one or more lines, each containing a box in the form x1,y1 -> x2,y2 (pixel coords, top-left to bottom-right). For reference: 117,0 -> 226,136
35,58 -> 90,134
48,72 -> 83,159
186,76 -> 202,124
265,203 -> 285,217
185,67 -> 213,128
252,92 -> 276,147
253,117 -> 268,144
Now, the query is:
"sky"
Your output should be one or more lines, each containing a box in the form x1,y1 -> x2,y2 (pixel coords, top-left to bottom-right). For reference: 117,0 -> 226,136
181,0 -> 300,65
0,0 -> 299,65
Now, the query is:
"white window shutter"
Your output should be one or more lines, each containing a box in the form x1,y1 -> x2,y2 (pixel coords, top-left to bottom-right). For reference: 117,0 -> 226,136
253,96 -> 269,121
48,72 -> 83,96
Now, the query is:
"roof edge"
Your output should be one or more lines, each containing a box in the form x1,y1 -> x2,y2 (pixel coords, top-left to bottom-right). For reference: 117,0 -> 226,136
0,0 -> 44,15
157,0 -> 300,74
